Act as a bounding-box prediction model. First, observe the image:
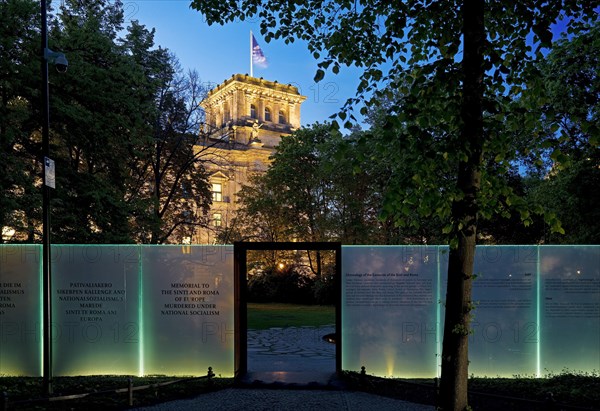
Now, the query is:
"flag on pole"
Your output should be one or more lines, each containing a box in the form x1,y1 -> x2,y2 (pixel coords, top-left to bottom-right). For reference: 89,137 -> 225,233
251,33 -> 268,69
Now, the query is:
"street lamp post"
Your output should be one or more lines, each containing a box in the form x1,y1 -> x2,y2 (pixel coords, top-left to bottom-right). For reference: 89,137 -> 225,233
40,0 -> 52,395
41,0 -> 67,395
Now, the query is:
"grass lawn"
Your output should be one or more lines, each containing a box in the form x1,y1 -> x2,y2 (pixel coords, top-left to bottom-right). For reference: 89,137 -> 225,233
247,302 -> 335,329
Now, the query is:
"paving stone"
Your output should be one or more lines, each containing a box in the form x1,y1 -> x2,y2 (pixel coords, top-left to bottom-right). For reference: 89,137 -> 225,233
131,325 -> 435,411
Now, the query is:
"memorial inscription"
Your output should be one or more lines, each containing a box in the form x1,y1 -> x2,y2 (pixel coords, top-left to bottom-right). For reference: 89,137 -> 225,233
543,274 -> 600,318
0,282 -> 24,316
345,272 -> 433,307
57,282 -> 125,322
160,282 -> 220,316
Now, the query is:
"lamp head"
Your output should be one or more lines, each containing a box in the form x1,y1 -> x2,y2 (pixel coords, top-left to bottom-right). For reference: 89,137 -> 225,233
54,54 -> 68,73
45,48 -> 68,73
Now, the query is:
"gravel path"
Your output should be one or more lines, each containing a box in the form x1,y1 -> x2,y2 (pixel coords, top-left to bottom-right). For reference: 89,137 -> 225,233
132,388 -> 435,411
248,325 -> 336,372
132,326 -> 435,410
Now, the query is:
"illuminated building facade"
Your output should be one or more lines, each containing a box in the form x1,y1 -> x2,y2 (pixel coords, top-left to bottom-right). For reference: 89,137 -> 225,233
193,74 -> 306,244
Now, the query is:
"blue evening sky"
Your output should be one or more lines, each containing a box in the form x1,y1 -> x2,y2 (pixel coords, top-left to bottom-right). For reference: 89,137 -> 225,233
125,0 -> 363,127
124,2 -> 582,128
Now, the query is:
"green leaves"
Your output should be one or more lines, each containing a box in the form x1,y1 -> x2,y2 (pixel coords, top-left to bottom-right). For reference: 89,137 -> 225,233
546,213 -> 566,235
186,6 -> 599,411
532,22 -> 553,48
314,68 -> 325,82
0,0 -> 220,243
550,148 -> 570,169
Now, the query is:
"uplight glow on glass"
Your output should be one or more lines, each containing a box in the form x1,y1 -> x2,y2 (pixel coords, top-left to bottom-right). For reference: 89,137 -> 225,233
0,244 -> 597,379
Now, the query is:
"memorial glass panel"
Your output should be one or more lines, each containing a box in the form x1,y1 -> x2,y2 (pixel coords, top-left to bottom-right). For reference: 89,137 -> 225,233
469,246 -> 539,376
52,245 -> 140,375
0,245 -> 41,376
342,246 -> 440,377
141,245 -> 234,376
539,246 -> 600,374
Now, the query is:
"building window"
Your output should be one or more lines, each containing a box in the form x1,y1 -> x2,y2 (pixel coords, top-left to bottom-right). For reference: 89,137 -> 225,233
278,110 -> 286,124
213,213 -> 222,227
250,104 -> 256,119
212,182 -> 222,202
265,107 -> 271,122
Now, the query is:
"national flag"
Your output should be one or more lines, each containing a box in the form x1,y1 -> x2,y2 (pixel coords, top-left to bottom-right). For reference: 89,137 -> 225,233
251,34 -> 268,68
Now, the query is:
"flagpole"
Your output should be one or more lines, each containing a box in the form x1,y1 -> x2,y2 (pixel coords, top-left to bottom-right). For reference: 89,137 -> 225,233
250,31 -> 253,77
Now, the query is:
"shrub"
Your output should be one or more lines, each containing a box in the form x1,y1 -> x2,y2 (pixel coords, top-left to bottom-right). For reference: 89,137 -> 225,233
247,266 -> 315,304
313,275 -> 336,305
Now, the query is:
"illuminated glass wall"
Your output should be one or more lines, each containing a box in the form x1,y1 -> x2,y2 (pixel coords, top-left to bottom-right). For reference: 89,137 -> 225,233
539,246 -> 600,373
342,246 -> 440,377
0,245 -> 41,376
141,246 -> 234,376
51,245 -> 140,375
0,245 -> 597,378
0,244 -> 233,377
342,245 -> 599,378
468,246 -> 539,376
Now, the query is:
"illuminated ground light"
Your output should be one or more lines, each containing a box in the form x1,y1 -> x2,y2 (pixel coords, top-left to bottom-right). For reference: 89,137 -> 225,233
383,345 -> 396,377
138,247 -> 144,377
536,246 -> 541,378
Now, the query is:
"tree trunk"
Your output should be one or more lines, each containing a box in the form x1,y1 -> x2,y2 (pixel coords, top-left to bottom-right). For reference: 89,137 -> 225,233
439,1 -> 484,410
316,250 -> 322,279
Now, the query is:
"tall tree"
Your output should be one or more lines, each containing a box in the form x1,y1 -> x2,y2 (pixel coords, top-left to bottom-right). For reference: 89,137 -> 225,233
527,22 -> 600,244
191,1 -> 597,409
234,124 -> 380,245
46,0 -> 152,242
131,51 -> 213,244
238,125 -> 343,276
120,21 -> 217,244
232,123 -> 436,279
234,122 -> 422,246
0,0 -> 40,242
1,1 -> 215,244
231,173 -> 294,243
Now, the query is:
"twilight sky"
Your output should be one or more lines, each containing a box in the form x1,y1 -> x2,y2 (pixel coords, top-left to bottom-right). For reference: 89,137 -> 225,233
124,1 -> 581,128
126,0 -> 363,127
